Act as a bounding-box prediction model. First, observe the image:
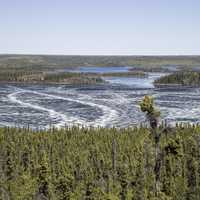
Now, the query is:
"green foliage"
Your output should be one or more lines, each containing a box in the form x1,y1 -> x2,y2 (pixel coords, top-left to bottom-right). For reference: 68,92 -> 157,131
154,71 -> 200,86
9,172 -> 37,200
44,72 -> 104,85
140,96 -> 160,118
0,125 -> 200,199
140,96 -> 155,114
0,70 -> 104,85
140,96 -> 160,129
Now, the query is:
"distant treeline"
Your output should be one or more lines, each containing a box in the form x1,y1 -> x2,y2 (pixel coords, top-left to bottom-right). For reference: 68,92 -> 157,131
154,71 -> 200,86
0,70 -> 42,82
44,73 -> 104,84
1,125 -> 200,199
0,71 -> 104,85
1,55 -> 200,70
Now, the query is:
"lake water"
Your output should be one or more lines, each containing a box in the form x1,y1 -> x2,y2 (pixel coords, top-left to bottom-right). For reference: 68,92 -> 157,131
0,67 -> 199,129
65,66 -> 131,73
104,73 -> 166,88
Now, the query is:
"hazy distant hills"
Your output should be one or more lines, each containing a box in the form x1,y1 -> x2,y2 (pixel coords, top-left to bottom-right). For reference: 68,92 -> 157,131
0,55 -> 200,69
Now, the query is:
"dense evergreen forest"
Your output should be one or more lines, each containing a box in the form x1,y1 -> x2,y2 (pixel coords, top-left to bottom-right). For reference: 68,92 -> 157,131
1,124 -> 200,200
154,71 -> 200,86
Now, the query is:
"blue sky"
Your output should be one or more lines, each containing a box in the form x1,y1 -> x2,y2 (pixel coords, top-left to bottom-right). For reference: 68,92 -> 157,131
0,0 -> 200,55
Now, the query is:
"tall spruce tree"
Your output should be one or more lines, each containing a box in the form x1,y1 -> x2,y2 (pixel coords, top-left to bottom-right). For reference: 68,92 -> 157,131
140,96 -> 161,197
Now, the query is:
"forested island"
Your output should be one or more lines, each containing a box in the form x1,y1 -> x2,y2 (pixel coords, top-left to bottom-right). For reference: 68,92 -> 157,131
154,71 -> 200,87
0,71 -> 104,85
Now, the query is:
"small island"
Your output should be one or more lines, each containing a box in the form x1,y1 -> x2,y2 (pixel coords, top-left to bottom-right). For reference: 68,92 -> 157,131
154,71 -> 200,87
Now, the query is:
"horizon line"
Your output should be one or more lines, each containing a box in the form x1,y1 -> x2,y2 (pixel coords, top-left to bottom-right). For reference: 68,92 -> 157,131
1,53 -> 200,57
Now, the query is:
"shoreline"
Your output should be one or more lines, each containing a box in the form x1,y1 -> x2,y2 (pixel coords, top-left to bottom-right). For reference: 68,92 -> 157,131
0,81 -> 107,86
154,83 -> 200,88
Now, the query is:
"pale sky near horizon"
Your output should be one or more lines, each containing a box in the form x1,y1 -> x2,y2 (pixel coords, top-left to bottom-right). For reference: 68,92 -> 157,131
0,0 -> 200,55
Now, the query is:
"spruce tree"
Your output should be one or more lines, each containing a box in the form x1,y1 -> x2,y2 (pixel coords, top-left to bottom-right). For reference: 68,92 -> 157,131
140,96 -> 161,197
